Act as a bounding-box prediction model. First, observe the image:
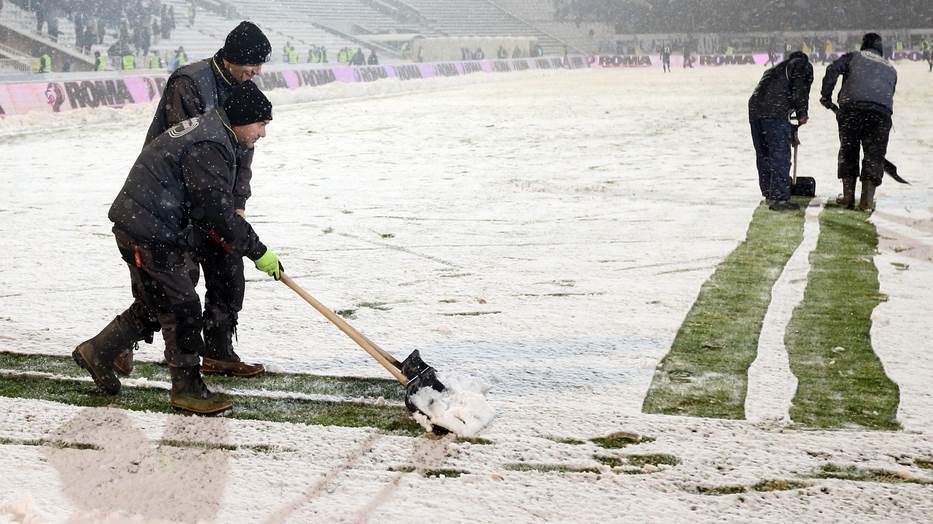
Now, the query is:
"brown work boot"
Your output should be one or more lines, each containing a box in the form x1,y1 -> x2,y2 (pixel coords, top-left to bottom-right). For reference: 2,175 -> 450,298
72,316 -> 142,395
835,177 -> 857,209
201,357 -> 265,377
169,366 -> 232,415
112,349 -> 135,377
858,179 -> 877,212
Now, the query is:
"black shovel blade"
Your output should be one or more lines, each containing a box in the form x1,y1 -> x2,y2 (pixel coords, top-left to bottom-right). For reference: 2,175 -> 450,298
400,350 -> 450,435
792,177 -> 816,197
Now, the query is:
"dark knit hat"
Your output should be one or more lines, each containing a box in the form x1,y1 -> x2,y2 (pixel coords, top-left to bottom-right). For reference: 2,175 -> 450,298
861,33 -> 884,55
222,21 -> 271,65
223,81 -> 272,126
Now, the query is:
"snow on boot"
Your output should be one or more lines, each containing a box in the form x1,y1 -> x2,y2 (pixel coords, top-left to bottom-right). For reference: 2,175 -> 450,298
72,317 -> 139,395
170,366 -> 232,415
858,179 -> 876,212
835,177 -> 857,209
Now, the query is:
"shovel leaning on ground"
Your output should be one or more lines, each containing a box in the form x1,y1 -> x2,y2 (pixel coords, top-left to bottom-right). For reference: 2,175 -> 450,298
280,273 -> 451,434
791,127 -> 816,197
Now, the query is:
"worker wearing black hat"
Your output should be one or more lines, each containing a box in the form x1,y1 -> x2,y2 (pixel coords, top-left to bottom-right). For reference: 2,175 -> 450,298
74,82 -> 278,415
820,33 -> 897,211
110,21 -> 274,381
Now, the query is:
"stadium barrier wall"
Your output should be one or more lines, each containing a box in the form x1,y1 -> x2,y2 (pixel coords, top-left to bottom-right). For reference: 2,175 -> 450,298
595,50 -> 932,68
0,56 -> 590,117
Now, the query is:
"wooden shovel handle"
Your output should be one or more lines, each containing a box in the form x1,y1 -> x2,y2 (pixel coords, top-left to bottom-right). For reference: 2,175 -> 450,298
280,273 -> 408,385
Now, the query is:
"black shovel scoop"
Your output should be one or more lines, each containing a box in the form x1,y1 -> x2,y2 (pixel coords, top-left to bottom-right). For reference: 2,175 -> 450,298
281,274 -> 450,435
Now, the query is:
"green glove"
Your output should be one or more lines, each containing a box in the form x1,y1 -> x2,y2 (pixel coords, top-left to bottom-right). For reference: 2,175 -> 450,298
255,249 -> 283,280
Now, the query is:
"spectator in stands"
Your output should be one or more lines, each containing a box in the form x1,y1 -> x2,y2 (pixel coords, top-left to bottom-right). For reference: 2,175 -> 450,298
46,7 -> 59,42
820,33 -> 897,211
350,48 -> 365,66
122,53 -> 136,71
152,16 -> 161,46
35,2 -> 46,35
748,50 -> 813,211
287,43 -> 299,64
461,47 -> 470,61
161,5 -> 173,40
283,42 -> 291,63
367,49 -> 379,65
111,21 -> 274,381
95,50 -> 107,71
172,46 -> 187,71
512,45 -> 522,58
137,25 -> 151,57
38,53 -> 51,73
497,45 -> 508,59
149,50 -> 163,69
473,47 -> 484,60
74,12 -> 85,49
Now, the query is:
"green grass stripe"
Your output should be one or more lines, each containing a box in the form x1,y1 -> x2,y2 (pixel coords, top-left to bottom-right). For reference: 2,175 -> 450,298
784,206 -> 899,430
643,201 -> 808,419
0,351 -> 404,401
0,373 -> 422,436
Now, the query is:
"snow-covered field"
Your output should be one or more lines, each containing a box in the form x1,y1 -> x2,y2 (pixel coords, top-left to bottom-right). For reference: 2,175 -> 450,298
1,64 -> 932,522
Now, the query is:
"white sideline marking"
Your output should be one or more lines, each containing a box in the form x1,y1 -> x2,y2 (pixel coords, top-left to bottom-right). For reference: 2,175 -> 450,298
745,201 -> 822,423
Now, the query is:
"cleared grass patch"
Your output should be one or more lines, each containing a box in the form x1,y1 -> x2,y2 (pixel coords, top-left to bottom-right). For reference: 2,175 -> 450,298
784,207 -> 900,430
810,463 -> 933,485
591,431 -> 654,449
692,479 -> 810,496
422,468 -> 468,478
643,201 -> 808,419
0,437 -> 100,451
504,463 -> 601,474
0,351 -> 404,401
0,373 -> 422,435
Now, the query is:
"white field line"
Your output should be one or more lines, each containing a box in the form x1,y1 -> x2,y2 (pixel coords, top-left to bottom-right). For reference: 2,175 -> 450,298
745,200 -> 822,423
0,369 -> 403,407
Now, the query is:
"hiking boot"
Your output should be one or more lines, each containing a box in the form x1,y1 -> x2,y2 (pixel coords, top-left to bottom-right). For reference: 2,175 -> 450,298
768,200 -> 801,211
858,179 -> 876,212
72,316 -> 139,395
112,349 -> 134,377
169,366 -> 232,415
201,357 -> 265,377
835,177 -> 857,209
202,307 -> 265,378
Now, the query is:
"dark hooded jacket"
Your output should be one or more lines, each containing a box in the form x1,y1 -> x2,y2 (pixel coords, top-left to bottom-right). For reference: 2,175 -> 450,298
110,108 -> 266,260
748,51 -> 814,121
145,50 -> 255,209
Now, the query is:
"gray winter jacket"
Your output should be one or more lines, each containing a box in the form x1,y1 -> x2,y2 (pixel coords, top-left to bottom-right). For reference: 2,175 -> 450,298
821,50 -> 897,115
110,108 -> 267,260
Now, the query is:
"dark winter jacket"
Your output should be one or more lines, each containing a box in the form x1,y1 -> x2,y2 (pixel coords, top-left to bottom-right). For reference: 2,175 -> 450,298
144,50 -> 254,209
110,108 -> 267,260
821,50 -> 897,116
748,51 -> 813,122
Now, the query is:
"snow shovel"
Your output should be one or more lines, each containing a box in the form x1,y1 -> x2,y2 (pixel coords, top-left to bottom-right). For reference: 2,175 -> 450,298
279,273 -> 450,434
791,128 -> 816,197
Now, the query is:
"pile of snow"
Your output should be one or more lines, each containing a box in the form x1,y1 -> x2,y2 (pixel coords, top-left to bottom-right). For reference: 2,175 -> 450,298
409,372 -> 495,437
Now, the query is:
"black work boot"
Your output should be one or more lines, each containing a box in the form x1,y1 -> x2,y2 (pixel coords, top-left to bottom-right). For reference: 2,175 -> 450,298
769,200 -> 801,211
835,177 -> 857,209
201,309 -> 264,378
73,317 -> 139,395
169,366 -> 233,415
858,179 -> 877,212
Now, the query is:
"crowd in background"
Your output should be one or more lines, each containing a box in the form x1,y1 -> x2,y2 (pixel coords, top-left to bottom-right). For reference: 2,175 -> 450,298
554,0 -> 933,33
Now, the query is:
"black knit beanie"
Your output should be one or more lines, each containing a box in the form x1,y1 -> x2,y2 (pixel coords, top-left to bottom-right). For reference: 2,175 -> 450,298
223,81 -> 272,126
222,21 -> 271,65
861,33 -> 884,56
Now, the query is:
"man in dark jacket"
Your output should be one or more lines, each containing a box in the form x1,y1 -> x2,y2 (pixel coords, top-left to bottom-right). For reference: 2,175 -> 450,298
111,21 -> 273,379
820,33 -> 897,211
74,82 -> 280,415
748,50 -> 813,211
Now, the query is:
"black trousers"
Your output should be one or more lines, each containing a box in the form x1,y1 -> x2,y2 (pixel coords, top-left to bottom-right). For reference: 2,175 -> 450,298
115,231 -> 203,368
190,229 -> 245,357
836,107 -> 892,186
